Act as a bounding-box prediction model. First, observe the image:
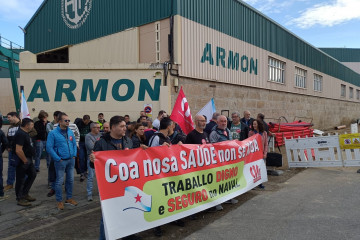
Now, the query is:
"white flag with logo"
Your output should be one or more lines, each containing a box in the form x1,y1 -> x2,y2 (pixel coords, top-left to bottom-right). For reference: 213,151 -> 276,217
196,98 -> 216,123
122,186 -> 152,212
20,90 -> 30,119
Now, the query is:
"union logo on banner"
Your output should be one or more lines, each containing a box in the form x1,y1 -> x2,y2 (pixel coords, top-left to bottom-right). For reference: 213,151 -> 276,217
250,165 -> 261,183
61,0 -> 92,29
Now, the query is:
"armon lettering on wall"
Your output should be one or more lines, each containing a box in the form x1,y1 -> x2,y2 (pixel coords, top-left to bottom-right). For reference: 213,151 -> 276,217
27,78 -> 161,102
201,43 -> 258,75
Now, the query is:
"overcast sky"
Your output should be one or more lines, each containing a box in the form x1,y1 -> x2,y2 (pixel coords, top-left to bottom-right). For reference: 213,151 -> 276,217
0,0 -> 359,48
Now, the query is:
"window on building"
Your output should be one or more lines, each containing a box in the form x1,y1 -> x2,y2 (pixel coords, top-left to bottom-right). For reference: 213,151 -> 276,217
341,84 -> 346,97
295,67 -> 306,88
349,87 -> 354,99
37,47 -> 69,63
357,90 -> 360,100
268,57 -> 285,84
313,74 -> 323,92
155,21 -> 161,63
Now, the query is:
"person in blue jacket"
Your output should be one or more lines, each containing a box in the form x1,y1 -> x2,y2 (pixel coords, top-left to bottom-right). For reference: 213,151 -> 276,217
46,112 -> 78,210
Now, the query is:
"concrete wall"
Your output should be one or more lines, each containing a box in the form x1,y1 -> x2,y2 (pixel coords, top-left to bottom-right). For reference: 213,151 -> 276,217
342,62 -> 360,75
172,77 -> 360,130
0,78 -> 18,115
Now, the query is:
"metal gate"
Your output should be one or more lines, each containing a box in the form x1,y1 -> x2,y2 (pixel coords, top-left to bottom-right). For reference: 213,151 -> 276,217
285,135 -> 360,168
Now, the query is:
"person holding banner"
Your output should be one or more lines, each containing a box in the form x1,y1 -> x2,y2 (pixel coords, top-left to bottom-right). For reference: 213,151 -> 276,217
209,115 -> 238,207
249,119 -> 268,189
185,115 -> 209,145
90,116 -> 140,240
148,117 -> 173,148
148,117 -> 185,236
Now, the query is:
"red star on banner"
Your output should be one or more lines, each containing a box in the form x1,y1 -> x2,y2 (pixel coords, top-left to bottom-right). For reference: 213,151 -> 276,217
135,194 -> 142,203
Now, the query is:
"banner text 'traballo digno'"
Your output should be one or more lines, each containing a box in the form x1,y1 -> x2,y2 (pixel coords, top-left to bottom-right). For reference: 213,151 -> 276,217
94,134 -> 267,239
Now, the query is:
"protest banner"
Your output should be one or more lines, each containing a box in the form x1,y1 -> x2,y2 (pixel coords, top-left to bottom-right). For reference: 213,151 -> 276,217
94,134 -> 267,239
339,133 -> 360,149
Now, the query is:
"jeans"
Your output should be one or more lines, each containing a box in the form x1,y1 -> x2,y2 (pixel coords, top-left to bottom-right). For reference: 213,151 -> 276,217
48,156 -> 56,187
7,151 -> 16,185
15,158 -> 37,200
54,158 -> 75,202
78,142 -> 87,175
86,158 -> 95,196
0,155 -> 3,196
34,140 -> 50,170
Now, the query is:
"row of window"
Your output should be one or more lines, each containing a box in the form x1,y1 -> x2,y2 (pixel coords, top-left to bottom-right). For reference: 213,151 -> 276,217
268,57 -> 359,99
268,57 -> 323,91
341,84 -> 360,100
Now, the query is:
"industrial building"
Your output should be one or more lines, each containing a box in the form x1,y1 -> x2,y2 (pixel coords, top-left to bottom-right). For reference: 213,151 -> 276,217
18,0 -> 360,128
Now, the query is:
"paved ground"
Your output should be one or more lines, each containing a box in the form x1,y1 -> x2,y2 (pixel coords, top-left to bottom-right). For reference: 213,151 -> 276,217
1,155 -> 359,240
185,167 -> 360,240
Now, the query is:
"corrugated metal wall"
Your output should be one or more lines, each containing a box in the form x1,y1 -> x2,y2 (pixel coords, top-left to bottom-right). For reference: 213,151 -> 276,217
177,0 -> 360,87
25,0 -> 360,87
25,0 -> 173,53
179,17 -> 359,101
320,48 -> 360,63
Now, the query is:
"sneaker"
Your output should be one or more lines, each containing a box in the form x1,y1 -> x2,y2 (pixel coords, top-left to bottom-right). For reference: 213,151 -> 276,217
24,195 -> 36,202
4,185 -> 13,191
47,189 -> 55,197
215,204 -> 223,211
57,201 -> 64,210
87,195 -> 93,201
225,199 -> 238,204
18,199 -> 32,207
80,174 -> 85,182
36,169 -> 40,173
65,198 -> 78,206
153,226 -> 162,237
258,184 -> 265,189
0,195 -> 9,202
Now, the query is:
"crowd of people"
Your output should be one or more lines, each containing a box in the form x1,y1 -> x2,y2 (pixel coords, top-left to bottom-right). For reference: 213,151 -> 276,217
0,109 -> 270,239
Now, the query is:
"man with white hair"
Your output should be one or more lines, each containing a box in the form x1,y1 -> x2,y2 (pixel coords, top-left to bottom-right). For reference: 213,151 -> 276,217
240,110 -> 254,127
209,115 -> 232,143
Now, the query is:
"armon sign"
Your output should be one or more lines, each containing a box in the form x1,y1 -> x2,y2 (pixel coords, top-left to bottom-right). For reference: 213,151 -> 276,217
20,69 -> 167,119
27,78 -> 161,102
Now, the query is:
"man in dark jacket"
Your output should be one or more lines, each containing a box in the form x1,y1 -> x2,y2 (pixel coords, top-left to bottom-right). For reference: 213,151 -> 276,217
240,110 -> 254,127
76,115 -> 93,181
90,116 -> 139,240
204,112 -> 220,135
34,111 -> 50,172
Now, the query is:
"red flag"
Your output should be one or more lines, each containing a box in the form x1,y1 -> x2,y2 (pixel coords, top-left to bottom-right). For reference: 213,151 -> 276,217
170,87 -> 194,134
